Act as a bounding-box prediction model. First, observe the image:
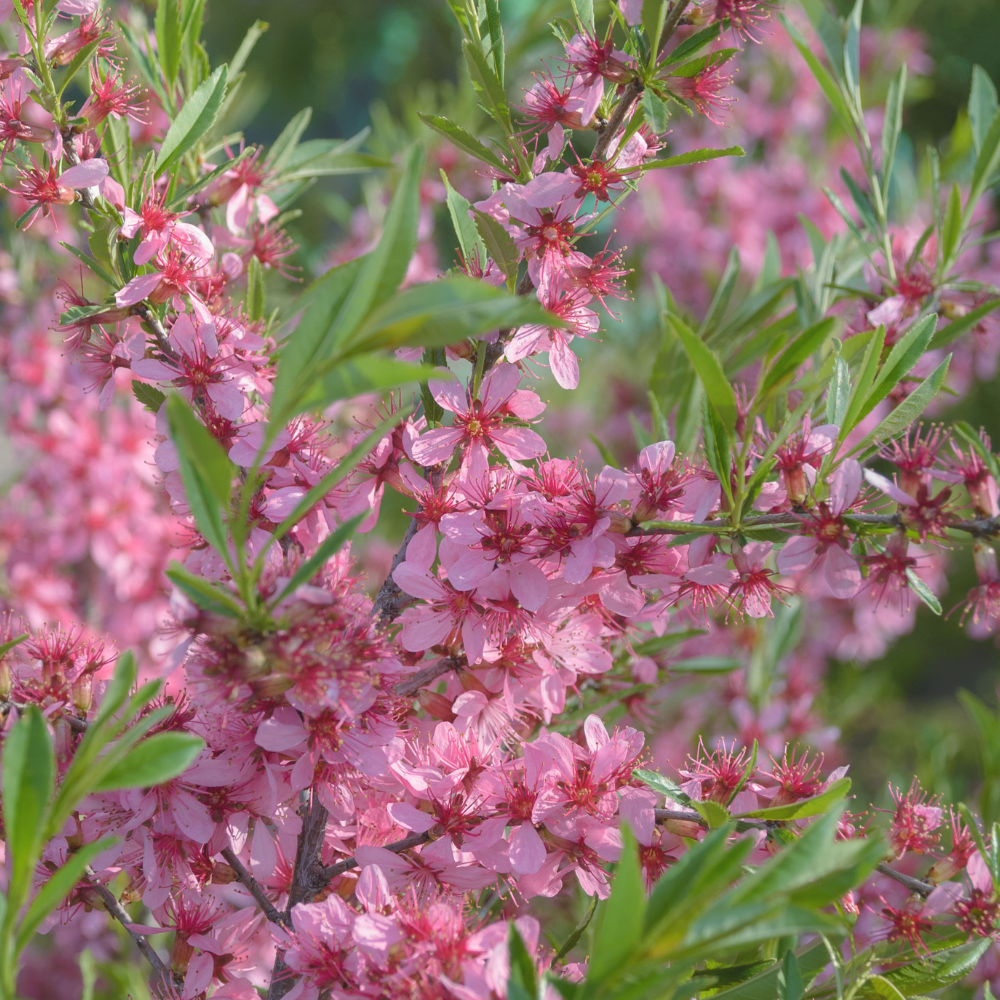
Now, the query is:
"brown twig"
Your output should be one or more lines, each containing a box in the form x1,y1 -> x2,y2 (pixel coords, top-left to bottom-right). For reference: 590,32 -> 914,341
131,303 -> 180,363
371,518 -> 420,624
86,869 -> 171,990
592,80 -> 644,162
320,830 -> 433,882
629,511 -> 1000,538
875,862 -> 935,898
221,846 -> 287,926
393,656 -> 464,699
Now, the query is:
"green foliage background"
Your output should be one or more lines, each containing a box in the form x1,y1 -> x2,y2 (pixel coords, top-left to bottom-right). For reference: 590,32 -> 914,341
193,0 -> 1000,810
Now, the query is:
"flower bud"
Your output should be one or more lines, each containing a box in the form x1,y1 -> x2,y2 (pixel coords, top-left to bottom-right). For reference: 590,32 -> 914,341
661,818 -> 704,838
211,862 -> 237,884
71,673 -> 93,713
171,932 -> 194,975
418,690 -> 456,720
606,510 -> 632,534
0,657 -> 11,701
973,540 -> 1000,587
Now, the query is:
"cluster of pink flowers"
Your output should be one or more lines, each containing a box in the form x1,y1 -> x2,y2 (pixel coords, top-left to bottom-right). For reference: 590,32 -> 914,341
1,0 -> 1000,997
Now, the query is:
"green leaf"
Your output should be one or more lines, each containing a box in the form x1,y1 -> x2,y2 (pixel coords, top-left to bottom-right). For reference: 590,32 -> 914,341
670,315 -> 738,432
850,355 -> 951,456
132,381 -> 166,413
778,950 -> 803,1000
841,326 -> 886,437
588,827 -> 646,985
462,38 -> 512,131
642,88 -> 670,133
643,145 -> 744,169
0,632 -> 28,658
693,798 -> 731,828
930,298 -> 1000,349
229,19 -> 268,79
167,394 -> 234,558
349,276 -> 552,354
669,656 -> 741,674
826,352 -> 850,426
484,0 -> 504,84
642,0 -> 668,52
16,839 -> 115,952
441,170 -> 485,269
633,768 -> 694,806
878,938 -> 990,995
572,0 -> 595,31
881,64 -> 906,191
59,242 -> 117,287
154,0 -> 182,86
264,107 -> 312,173
155,63 -> 228,175
713,940 -> 831,999
419,113 -> 509,172
295,356 -> 431,417
735,777 -> 852,820
166,561 -> 245,619
760,317 -> 836,395
268,514 -> 365,610
862,313 -> 937,418
781,14 -> 855,134
970,66 -> 999,155
941,182 -> 963,267
905,568 -> 942,615
508,923 -> 538,1000
92,732 -> 205,790
659,23 -> 722,67
2,706 -> 55,905
270,254 -> 366,428
246,255 -> 265,322
474,210 -> 520,288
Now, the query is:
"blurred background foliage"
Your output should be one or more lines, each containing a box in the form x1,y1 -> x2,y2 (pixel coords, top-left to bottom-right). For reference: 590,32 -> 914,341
191,0 -> 1000,810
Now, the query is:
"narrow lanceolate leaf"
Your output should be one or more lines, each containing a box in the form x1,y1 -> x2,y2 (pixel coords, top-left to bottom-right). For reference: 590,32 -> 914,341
132,381 -> 167,413
16,838 -> 116,952
880,64 -> 906,189
643,145 -> 744,169
167,394 -> 234,558
166,561 -> 245,619
850,355 -> 951,455
906,569 -> 943,615
474,210 -> 520,287
441,170 -> 485,269
348,276 -> 554,354
642,88 -> 670,133
930,298 -> 1000,349
588,827 -> 646,985
633,768 -> 694,806
418,114 -> 509,172
264,106 -> 312,173
154,0 -> 182,86
759,317 -> 835,395
827,353 -> 850,426
269,514 -> 365,609
294,357 -> 432,418
670,316 -> 738,432
734,777 -> 852,820
2,705 -> 55,905
155,63 -> 228,174
862,313 -> 937,418
92,732 -> 205,790
970,65 -> 1000,155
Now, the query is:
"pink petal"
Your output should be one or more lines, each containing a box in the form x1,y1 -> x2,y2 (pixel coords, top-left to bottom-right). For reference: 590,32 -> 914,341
509,562 -> 549,612
549,335 -> 580,390
491,425 -> 547,461
410,427 -> 464,467
58,158 -> 109,188
509,823 -> 546,875
114,272 -> 162,308
386,802 -> 436,833
822,545 -> 861,598
775,535 -> 818,575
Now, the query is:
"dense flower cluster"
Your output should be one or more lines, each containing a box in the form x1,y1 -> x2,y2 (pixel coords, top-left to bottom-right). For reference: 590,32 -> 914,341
1,0 -> 1000,997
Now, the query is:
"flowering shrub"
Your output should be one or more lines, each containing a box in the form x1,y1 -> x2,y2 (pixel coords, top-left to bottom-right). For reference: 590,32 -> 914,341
1,0 -> 1000,998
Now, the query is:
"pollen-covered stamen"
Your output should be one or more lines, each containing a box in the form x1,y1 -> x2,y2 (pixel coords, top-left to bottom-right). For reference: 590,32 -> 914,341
768,745 -> 825,806
684,737 -> 752,805
667,64 -> 736,125
569,160 -> 625,202
880,424 -> 949,497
